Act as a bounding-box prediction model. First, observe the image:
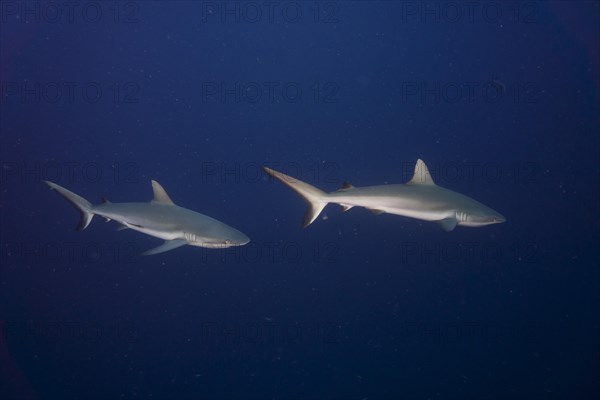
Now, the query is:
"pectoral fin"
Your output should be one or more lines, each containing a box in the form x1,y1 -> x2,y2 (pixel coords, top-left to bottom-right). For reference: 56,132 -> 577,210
141,239 -> 188,256
437,217 -> 458,231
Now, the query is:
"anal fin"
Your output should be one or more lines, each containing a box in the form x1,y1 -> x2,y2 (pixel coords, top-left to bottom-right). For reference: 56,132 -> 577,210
340,204 -> 354,212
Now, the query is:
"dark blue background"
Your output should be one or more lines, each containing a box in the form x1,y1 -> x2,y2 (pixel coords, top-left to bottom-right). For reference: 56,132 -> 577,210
1,1 -> 598,399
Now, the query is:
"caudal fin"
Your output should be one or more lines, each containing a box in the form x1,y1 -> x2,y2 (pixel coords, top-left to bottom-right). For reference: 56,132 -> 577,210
45,181 -> 94,231
262,167 -> 329,228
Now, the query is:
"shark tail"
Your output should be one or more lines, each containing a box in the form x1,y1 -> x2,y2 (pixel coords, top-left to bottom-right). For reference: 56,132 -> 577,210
45,181 -> 94,231
262,167 -> 329,228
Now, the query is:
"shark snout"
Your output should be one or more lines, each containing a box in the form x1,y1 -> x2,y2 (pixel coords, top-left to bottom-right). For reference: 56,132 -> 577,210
494,214 -> 507,224
223,229 -> 250,247
231,231 -> 250,246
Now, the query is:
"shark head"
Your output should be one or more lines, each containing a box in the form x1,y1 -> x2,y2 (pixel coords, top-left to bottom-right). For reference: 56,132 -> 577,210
184,225 -> 250,249
204,229 -> 250,248
150,180 -> 250,249
459,207 -> 506,227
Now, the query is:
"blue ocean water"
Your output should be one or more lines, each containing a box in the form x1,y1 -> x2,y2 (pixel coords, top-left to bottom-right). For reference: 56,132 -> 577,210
1,1 -> 598,399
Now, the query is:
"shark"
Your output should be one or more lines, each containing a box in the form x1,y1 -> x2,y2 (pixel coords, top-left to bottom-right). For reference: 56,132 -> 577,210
262,159 -> 506,231
45,180 -> 250,255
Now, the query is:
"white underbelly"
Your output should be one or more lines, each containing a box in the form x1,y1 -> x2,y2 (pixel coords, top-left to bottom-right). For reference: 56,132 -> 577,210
383,207 -> 452,222
332,197 -> 453,222
124,223 -> 181,241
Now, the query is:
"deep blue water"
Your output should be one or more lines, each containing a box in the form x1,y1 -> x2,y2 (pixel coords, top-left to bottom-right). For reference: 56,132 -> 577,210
1,1 -> 599,399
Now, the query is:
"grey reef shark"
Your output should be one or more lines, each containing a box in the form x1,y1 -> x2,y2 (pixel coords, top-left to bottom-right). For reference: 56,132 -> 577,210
45,180 -> 250,255
262,159 -> 506,231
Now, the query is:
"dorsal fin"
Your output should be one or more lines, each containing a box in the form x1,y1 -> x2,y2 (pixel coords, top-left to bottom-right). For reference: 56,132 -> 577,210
151,180 -> 175,205
337,182 -> 355,192
101,197 -> 110,204
407,159 -> 435,186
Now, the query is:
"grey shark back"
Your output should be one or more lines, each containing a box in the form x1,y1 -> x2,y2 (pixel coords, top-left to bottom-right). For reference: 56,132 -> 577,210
263,159 -> 506,231
46,180 -> 250,255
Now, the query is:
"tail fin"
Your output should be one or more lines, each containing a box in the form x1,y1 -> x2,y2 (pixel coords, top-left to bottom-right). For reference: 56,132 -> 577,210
45,181 -> 94,231
262,167 -> 329,228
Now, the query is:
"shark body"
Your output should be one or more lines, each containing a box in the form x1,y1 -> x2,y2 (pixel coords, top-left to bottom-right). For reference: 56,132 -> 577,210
45,180 -> 250,255
263,159 -> 506,231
